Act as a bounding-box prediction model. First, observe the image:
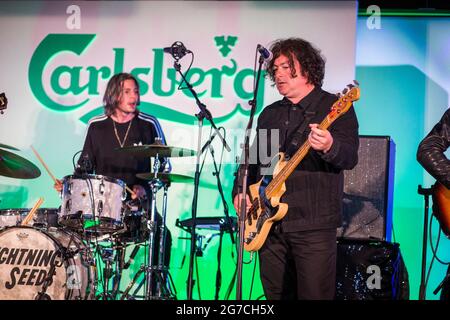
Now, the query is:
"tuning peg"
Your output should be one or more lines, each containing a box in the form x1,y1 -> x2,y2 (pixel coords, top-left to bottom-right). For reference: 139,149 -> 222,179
353,80 -> 360,86
347,83 -> 355,89
342,88 -> 348,94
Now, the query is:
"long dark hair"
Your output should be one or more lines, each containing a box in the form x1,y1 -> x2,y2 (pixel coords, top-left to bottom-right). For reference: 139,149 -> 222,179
103,73 -> 140,116
266,38 -> 325,87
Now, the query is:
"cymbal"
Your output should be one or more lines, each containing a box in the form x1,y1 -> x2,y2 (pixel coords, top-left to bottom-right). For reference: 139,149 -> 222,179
117,144 -> 196,158
0,143 -> 20,151
0,148 -> 41,179
136,172 -> 194,184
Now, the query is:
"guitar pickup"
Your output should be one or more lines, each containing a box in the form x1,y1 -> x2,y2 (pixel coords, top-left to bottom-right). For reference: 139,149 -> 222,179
245,232 -> 256,244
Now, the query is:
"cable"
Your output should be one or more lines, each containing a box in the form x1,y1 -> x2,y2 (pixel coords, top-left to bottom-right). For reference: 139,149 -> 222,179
177,52 -> 195,91
248,251 -> 258,300
252,46 -> 258,92
72,150 -> 83,172
217,127 -> 226,174
424,213 -> 450,298
429,215 -> 450,265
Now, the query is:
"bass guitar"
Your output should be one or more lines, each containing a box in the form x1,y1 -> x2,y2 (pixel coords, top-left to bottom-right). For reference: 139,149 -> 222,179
243,83 -> 360,252
433,182 -> 450,237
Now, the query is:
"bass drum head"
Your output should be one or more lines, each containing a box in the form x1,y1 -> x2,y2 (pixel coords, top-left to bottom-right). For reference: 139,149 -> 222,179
0,226 -> 96,300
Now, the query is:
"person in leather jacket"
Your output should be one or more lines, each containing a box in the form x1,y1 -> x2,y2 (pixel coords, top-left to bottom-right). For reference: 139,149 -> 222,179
232,38 -> 359,300
417,109 -> 450,301
417,109 -> 450,189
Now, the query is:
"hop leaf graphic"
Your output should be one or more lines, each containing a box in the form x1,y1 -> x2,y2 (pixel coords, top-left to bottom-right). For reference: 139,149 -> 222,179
214,35 -> 238,57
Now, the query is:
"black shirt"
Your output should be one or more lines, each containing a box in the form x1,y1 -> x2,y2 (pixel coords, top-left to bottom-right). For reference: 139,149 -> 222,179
233,87 -> 359,232
77,112 -> 170,189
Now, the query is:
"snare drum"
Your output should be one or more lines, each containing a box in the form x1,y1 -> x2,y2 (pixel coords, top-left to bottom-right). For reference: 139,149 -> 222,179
0,226 -> 96,300
59,174 -> 126,233
0,208 -> 59,229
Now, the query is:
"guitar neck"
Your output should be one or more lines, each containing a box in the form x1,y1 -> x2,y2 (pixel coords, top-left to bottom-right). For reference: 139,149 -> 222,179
265,116 -> 332,198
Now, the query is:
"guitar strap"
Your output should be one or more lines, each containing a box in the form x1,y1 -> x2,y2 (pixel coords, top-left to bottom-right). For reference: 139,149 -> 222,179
284,93 -> 328,160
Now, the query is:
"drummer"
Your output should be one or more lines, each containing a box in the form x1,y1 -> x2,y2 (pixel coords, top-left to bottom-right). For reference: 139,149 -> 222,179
54,72 -> 172,264
54,72 -> 171,197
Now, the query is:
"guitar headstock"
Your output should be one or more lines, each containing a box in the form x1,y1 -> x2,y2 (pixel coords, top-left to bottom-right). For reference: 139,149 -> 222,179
328,81 -> 360,123
0,93 -> 7,114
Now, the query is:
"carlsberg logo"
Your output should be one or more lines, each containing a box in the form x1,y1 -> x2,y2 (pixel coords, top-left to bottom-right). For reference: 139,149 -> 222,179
28,34 -> 266,124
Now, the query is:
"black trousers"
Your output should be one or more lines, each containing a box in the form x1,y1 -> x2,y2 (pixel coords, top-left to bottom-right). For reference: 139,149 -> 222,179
259,227 -> 337,300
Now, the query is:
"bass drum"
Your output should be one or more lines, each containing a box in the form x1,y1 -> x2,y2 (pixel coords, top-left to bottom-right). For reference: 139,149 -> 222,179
0,226 -> 96,300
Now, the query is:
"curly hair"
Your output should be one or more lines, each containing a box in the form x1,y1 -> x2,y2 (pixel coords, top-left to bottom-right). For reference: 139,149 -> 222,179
103,73 -> 140,116
266,38 -> 325,88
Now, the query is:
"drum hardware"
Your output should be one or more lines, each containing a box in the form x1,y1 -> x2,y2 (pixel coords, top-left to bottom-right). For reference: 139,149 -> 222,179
142,154 -> 175,300
136,172 -> 194,184
115,153 -> 177,300
97,247 -> 115,300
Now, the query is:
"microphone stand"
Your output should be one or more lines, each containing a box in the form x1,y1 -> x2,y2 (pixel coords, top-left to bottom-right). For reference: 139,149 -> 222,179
207,143 -> 236,300
171,57 -> 230,300
418,185 -> 432,300
204,133 -> 235,248
235,54 -> 265,300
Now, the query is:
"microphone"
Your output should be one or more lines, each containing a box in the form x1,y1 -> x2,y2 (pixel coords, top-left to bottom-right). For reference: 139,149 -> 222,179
163,41 -> 191,60
201,130 -> 219,154
75,153 -> 93,176
123,245 -> 140,269
257,44 -> 273,61
80,153 -> 93,172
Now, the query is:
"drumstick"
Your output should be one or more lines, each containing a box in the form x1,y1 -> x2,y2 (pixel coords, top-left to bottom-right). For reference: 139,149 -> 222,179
21,197 -> 44,226
126,185 -> 137,198
30,145 -> 59,185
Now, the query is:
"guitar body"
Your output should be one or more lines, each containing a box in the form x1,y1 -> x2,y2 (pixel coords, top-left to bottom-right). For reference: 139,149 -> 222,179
244,152 -> 289,252
433,182 -> 450,237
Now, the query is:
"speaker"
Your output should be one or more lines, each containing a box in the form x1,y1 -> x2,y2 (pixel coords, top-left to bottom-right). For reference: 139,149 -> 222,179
337,136 -> 395,241
335,239 -> 409,300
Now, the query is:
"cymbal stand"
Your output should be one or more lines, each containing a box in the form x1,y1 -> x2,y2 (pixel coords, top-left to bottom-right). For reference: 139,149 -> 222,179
155,182 -> 176,298
119,169 -> 176,300
143,153 -> 163,299
418,185 -> 432,300
99,247 -> 115,300
119,156 -> 163,300
111,241 -> 126,299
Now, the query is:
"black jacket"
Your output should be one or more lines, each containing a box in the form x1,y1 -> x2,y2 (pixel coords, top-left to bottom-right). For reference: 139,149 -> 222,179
233,87 -> 359,232
417,109 -> 450,189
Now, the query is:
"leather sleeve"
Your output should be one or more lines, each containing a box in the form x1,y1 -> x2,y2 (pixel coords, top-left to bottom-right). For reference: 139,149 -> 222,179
417,109 -> 450,189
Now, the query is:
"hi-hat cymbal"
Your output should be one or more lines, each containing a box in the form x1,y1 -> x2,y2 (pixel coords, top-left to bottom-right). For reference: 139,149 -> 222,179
136,172 -> 194,184
0,143 -> 20,151
0,149 -> 41,179
116,144 -> 196,158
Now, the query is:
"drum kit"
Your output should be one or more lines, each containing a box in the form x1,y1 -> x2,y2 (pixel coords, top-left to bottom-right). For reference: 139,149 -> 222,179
0,142 -> 195,300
